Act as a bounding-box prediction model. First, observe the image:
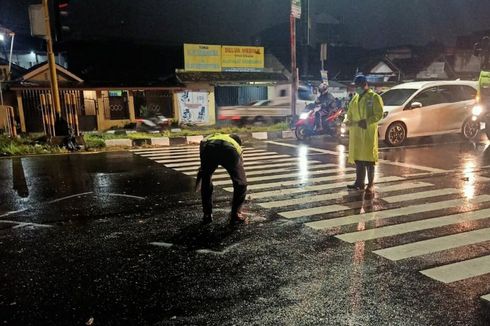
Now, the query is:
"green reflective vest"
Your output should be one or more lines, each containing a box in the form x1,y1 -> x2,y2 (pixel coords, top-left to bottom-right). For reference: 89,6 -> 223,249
478,70 -> 490,100
204,133 -> 242,155
344,89 -> 384,164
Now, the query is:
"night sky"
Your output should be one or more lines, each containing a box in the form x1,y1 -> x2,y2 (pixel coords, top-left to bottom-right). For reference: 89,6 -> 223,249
1,0 -> 490,48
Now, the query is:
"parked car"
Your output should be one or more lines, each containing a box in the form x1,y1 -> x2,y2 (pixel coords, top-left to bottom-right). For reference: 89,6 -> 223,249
378,80 -> 478,146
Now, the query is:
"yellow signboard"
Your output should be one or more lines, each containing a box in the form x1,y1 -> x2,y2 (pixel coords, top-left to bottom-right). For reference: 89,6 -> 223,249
184,43 -> 222,72
221,46 -> 264,71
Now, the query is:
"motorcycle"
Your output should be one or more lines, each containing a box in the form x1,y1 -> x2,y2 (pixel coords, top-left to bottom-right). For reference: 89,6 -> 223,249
294,103 -> 344,140
468,102 -> 490,140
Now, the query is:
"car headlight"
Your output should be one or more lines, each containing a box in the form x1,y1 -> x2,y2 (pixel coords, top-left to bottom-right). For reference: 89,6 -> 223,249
299,112 -> 309,120
472,105 -> 483,116
383,111 -> 389,118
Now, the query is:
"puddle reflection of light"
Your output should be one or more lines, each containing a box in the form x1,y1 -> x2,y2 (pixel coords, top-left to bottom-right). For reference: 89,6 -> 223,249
337,144 -> 346,171
462,160 -> 476,199
298,146 -> 309,183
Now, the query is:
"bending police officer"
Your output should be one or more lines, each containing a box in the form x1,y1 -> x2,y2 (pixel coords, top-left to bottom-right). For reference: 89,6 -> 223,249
197,133 -> 248,224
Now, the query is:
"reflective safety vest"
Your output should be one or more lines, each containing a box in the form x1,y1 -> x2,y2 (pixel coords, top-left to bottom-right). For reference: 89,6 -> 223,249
478,70 -> 490,101
204,133 -> 242,155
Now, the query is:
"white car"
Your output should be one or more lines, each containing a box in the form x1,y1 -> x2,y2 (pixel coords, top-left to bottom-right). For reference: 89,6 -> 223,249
379,80 -> 479,146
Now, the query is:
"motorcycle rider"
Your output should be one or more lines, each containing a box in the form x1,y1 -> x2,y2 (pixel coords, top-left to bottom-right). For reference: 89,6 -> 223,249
314,82 -> 337,131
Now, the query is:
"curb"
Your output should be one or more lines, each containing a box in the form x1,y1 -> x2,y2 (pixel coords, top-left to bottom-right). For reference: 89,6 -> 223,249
105,130 -> 296,148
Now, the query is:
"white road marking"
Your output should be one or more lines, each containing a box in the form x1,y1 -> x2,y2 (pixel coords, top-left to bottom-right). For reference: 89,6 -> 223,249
150,242 -> 174,248
374,227 -> 490,261
482,294 -> 490,303
305,195 -> 490,230
266,140 -> 449,173
382,188 -> 460,203
174,160 -> 324,173
259,182 -> 432,209
0,220 -> 52,228
0,209 -> 28,218
280,185 -> 457,219
133,147 -> 199,154
164,157 -> 306,168
420,255 -> 490,284
336,208 -> 490,243
142,150 -> 269,159
279,204 -> 351,219
246,176 -> 404,198
157,154 -> 291,164
239,173 -> 357,191
211,163 -> 338,179
213,167 -> 356,185
105,193 -> 145,200
47,192 -> 94,204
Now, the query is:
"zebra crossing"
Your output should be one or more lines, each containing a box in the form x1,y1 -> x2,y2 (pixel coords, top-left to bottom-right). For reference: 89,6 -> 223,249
132,145 -> 490,301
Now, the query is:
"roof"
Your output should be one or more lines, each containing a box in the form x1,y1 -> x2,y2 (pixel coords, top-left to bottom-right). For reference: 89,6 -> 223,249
392,80 -> 478,90
176,71 -> 289,84
21,62 -> 83,82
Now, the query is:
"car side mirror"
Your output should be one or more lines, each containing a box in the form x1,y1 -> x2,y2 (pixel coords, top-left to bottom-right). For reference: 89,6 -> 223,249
410,102 -> 423,109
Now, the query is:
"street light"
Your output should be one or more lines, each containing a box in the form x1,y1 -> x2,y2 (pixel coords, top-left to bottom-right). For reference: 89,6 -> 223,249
0,27 -> 15,80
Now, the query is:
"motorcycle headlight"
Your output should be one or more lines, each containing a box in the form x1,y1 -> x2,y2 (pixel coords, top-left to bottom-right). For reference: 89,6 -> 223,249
383,111 -> 389,119
472,105 -> 483,116
299,112 -> 309,120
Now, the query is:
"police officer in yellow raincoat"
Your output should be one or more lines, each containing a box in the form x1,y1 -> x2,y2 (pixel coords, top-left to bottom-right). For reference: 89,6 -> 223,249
344,75 -> 384,193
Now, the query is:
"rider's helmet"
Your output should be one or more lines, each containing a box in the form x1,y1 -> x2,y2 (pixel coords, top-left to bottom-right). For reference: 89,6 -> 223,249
318,82 -> 329,94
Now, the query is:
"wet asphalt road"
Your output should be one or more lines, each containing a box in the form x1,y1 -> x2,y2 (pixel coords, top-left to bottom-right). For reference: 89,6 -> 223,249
1,135 -> 490,325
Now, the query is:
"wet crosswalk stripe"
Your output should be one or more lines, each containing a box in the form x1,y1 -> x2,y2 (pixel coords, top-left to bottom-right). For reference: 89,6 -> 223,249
132,147 -> 199,153
238,173 -> 358,191
420,255 -> 490,284
212,163 -> 339,179
246,176 -> 405,199
213,167 -> 357,185
382,188 -> 460,203
336,208 -> 490,243
374,227 -> 490,261
281,187 -> 464,220
162,156 -> 296,168
259,182 -> 433,209
142,150 -> 271,159
153,153 -> 291,164
305,195 -> 490,230
174,160 -> 324,173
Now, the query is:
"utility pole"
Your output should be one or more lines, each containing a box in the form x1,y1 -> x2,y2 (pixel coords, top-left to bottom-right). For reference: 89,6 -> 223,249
42,0 -> 62,118
290,0 -> 301,124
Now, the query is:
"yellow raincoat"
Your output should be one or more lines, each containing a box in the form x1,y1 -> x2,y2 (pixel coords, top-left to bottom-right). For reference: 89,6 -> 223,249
344,89 -> 384,164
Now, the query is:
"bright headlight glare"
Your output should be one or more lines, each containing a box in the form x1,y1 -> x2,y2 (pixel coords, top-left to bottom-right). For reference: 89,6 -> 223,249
299,112 -> 309,119
340,127 -> 346,134
472,105 -> 483,116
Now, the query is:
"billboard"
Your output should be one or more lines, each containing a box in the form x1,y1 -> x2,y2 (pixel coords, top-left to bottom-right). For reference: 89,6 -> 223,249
184,44 -> 221,72
221,46 -> 264,71
184,44 -> 265,72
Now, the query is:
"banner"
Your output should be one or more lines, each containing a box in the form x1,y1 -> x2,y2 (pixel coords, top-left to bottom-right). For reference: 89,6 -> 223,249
184,44 -> 221,72
221,46 -> 264,71
177,91 -> 209,125
291,0 -> 301,18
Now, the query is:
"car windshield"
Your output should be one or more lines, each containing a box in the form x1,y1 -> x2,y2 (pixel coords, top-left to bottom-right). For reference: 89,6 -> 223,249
381,89 -> 417,106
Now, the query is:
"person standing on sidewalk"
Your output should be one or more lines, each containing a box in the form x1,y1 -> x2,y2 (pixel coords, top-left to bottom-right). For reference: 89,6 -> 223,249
344,75 -> 384,193
196,133 -> 248,224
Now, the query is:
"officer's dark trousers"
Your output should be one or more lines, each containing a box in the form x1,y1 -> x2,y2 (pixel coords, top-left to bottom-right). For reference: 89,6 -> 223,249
354,160 -> 375,187
199,141 -> 247,216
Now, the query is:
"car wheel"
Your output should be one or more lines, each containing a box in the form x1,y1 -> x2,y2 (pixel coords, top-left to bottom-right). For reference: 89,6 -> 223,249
385,122 -> 407,146
461,118 -> 480,140
295,126 -> 310,140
